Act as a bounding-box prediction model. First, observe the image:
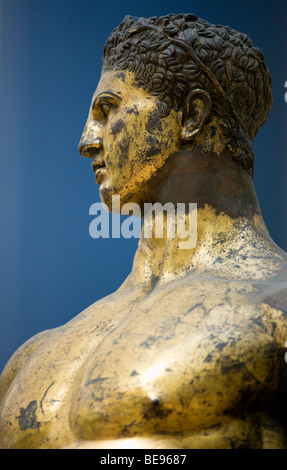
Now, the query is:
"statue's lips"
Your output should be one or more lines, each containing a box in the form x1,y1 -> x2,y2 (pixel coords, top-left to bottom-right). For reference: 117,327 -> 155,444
92,160 -> 106,184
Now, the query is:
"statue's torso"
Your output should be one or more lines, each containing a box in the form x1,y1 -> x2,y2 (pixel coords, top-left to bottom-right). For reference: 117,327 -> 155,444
0,274 -> 286,449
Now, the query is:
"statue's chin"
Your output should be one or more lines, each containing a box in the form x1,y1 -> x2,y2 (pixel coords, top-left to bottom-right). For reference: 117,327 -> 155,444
99,184 -> 146,215
98,187 -> 114,213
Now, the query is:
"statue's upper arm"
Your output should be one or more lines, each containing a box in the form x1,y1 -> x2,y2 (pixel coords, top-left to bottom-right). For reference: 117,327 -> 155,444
0,329 -> 53,405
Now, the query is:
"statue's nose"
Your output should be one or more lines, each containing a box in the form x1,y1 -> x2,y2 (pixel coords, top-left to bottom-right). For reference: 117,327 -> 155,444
78,137 -> 103,158
78,121 -> 103,158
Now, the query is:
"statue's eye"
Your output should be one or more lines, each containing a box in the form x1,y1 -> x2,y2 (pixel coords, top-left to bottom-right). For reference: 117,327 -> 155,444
93,93 -> 121,119
99,101 -> 112,118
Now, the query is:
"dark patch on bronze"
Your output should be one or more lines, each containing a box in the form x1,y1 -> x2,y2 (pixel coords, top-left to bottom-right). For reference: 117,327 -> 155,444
145,147 -> 160,160
204,353 -> 213,363
221,362 -> 245,375
118,138 -> 130,166
119,420 -> 137,437
115,72 -> 125,80
126,105 -> 139,115
130,370 -> 139,376
111,119 -> 125,135
17,400 -> 40,431
142,399 -> 172,421
210,126 -> 217,138
215,341 -> 228,351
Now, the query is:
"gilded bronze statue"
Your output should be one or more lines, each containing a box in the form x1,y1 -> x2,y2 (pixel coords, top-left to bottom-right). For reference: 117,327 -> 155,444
1,14 -> 287,449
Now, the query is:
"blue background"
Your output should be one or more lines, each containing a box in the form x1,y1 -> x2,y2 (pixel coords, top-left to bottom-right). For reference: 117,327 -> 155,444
0,0 -> 287,373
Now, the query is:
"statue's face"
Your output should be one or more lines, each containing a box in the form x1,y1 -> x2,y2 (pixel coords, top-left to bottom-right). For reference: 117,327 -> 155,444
78,70 -> 182,210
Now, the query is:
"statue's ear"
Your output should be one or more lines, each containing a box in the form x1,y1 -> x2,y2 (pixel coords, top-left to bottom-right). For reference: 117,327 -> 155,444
180,89 -> 212,142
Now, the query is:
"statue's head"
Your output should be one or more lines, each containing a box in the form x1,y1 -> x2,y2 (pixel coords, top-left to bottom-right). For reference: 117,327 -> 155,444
79,14 -> 272,209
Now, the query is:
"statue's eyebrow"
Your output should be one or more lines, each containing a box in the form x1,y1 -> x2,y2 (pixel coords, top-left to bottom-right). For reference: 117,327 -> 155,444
92,91 -> 122,110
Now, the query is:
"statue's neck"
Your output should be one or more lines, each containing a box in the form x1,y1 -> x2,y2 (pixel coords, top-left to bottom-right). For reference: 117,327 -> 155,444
126,151 -> 276,289
148,148 -> 261,219
129,205 -> 273,288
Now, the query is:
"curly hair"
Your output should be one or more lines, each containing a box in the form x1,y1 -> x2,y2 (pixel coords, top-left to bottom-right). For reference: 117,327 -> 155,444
102,14 -> 273,177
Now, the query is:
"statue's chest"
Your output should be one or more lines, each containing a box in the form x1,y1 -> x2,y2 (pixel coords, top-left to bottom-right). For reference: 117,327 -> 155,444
69,293 -> 278,441
0,285 -> 278,447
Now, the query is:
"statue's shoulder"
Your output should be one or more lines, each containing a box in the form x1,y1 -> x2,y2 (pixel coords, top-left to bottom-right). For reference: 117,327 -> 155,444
0,328 -> 54,406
